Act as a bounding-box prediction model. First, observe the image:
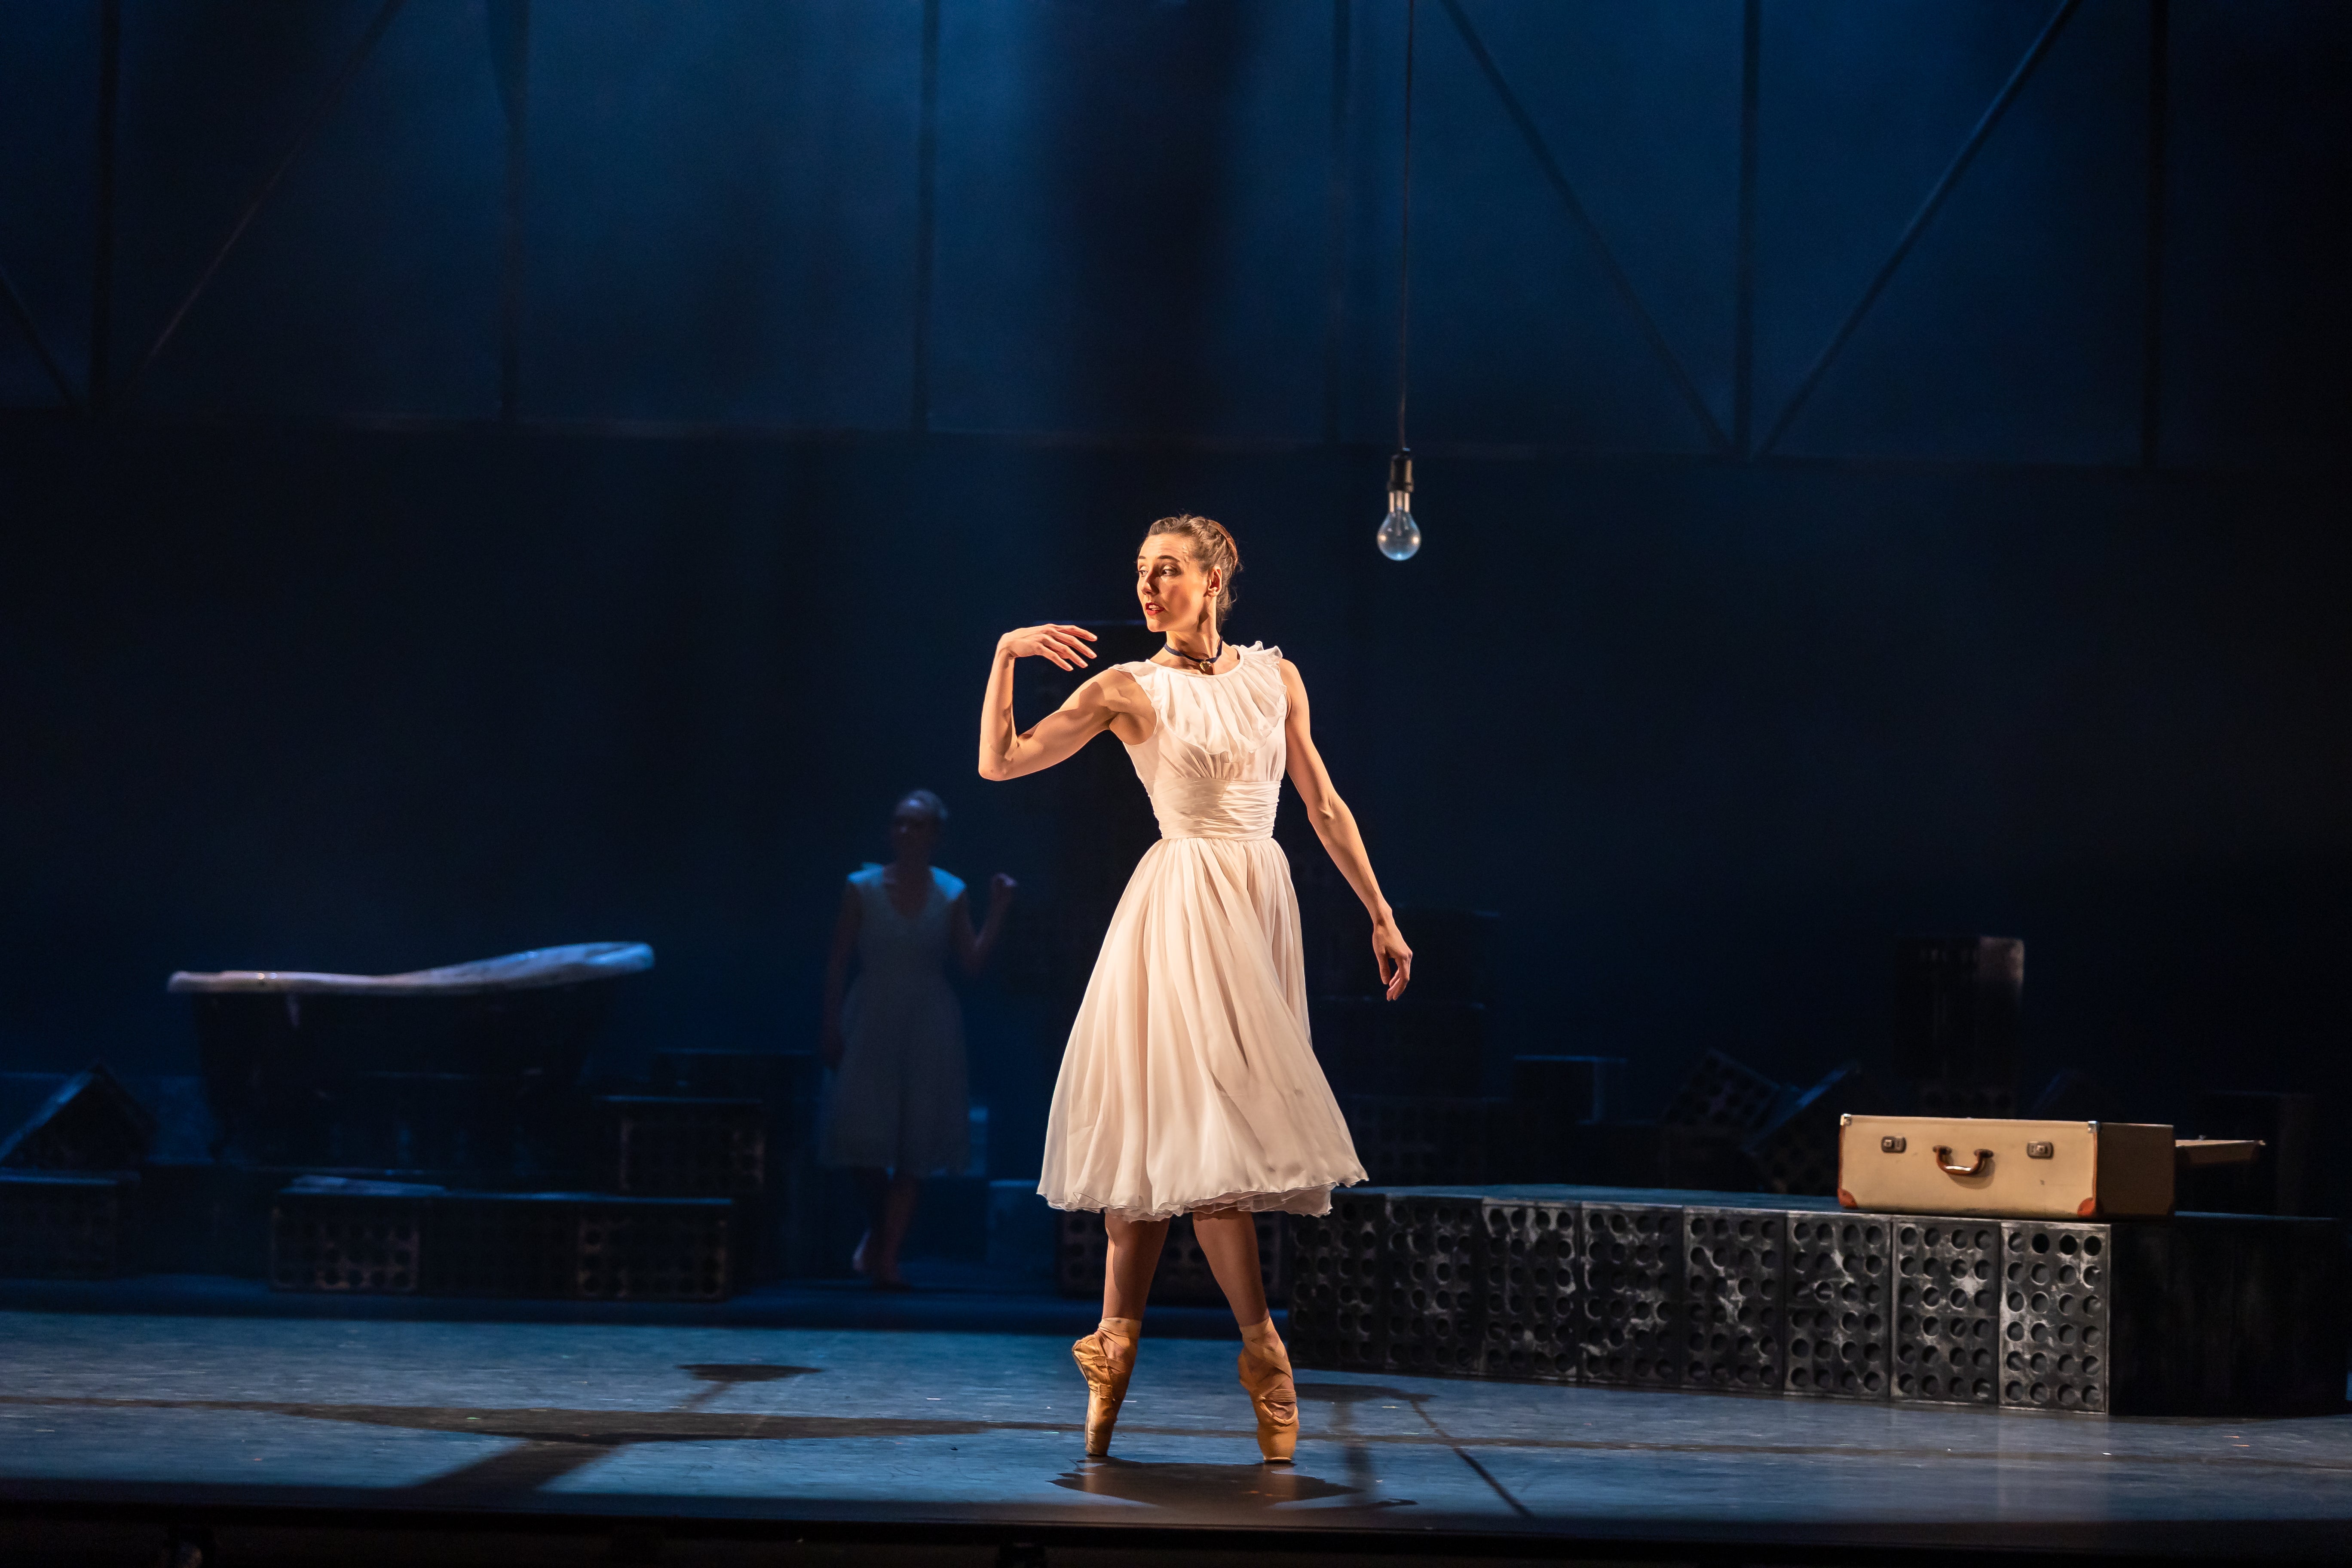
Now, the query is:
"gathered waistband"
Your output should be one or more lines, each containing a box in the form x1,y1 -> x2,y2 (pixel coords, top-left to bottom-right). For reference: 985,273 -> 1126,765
1150,777 -> 1279,841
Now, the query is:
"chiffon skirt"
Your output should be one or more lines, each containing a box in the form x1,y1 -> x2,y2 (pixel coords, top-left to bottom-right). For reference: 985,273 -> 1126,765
1039,836 -> 1366,1221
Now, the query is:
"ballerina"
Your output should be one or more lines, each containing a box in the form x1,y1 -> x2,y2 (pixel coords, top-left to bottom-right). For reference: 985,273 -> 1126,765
978,513 -> 1411,1462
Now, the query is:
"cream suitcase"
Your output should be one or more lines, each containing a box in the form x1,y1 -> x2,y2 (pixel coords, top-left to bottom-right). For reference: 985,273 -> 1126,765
1838,1115 -> 2175,1219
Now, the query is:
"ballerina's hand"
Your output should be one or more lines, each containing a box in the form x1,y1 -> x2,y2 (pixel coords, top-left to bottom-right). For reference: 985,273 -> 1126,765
989,872 -> 1018,903
999,624 -> 1097,671
1373,922 -> 1413,1001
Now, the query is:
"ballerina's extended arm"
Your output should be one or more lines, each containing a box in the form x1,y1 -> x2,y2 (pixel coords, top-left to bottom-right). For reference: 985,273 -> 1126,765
977,623 -> 1154,781
1279,658 -> 1413,1001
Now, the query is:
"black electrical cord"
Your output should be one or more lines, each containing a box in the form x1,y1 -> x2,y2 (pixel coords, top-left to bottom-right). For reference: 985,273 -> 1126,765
1396,0 -> 1415,456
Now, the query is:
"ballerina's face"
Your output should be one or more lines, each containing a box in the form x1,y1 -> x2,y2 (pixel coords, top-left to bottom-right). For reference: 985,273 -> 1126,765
1136,534 -> 1219,635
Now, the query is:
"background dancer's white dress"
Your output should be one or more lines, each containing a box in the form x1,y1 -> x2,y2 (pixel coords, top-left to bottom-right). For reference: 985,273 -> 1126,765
822,864 -> 971,1174
1039,643 -> 1365,1220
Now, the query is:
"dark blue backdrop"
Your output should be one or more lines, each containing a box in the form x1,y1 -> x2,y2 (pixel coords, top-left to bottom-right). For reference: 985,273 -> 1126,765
1,3 -> 2346,1164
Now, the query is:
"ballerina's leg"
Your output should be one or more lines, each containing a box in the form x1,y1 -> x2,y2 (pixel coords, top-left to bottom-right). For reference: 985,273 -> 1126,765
1102,1212 -> 1170,1319
1190,1210 -> 1270,1325
1072,1213 -> 1169,1456
1194,1209 -> 1298,1461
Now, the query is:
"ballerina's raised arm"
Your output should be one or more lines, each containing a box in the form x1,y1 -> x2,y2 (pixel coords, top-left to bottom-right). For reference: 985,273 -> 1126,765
978,624 -> 1154,781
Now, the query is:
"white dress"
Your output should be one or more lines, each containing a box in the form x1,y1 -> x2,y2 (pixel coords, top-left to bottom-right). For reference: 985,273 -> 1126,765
1039,643 -> 1366,1221
821,865 -> 971,1174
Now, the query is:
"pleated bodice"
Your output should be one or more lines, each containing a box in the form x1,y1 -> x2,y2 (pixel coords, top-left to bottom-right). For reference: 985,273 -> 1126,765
1119,643 -> 1288,840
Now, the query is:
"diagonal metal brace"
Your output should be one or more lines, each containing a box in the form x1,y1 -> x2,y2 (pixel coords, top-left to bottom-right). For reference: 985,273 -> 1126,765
1441,0 -> 1730,453
120,0 -> 410,407
1759,0 -> 2081,455
0,261 -> 82,410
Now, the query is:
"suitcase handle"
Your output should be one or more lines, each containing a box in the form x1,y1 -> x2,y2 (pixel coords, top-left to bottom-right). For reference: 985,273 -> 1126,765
1932,1145 -> 1994,1179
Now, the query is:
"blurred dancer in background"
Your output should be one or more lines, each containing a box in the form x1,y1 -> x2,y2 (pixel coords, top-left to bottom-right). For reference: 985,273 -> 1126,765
820,789 -> 1014,1289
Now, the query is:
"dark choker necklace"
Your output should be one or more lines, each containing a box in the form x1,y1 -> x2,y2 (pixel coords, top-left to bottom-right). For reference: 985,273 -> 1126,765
1162,639 -> 1223,674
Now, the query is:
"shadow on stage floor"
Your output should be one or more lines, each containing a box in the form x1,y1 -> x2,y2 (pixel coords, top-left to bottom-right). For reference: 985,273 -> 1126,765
3,1273 -> 2350,1565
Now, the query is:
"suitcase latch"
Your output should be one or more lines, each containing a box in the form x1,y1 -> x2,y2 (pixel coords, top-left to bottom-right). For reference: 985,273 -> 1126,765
1880,1135 -> 1907,1154
2026,1141 -> 2054,1159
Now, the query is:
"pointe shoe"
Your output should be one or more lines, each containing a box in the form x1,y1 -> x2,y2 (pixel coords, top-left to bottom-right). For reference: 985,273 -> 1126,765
1237,1342 -> 1298,1463
1071,1319 -> 1139,1457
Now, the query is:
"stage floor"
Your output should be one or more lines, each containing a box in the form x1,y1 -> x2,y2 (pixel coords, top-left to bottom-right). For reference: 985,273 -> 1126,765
5,1283 -> 2352,1562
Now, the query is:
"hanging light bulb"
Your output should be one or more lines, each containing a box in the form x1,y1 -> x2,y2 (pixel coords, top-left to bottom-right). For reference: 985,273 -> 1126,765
1379,0 -> 1422,562
1378,448 -> 1420,560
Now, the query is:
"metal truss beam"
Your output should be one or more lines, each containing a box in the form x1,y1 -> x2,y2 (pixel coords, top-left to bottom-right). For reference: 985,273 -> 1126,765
2141,0 -> 2169,469
1321,0 -> 1353,445
910,0 -> 941,433
1758,0 -> 2081,456
119,0 -> 409,409
1733,0 -> 1761,454
489,0 -> 529,424
1441,0 -> 1730,454
0,263 -> 80,409
88,0 -> 119,412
